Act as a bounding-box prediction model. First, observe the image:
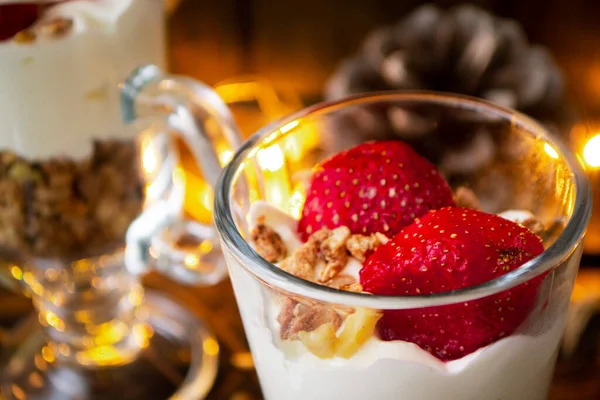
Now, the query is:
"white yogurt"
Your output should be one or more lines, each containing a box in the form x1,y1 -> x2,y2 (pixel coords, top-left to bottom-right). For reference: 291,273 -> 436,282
242,201 -> 568,400
0,0 -> 166,160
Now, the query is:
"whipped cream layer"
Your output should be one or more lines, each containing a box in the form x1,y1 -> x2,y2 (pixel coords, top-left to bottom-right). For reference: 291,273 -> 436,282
244,201 -> 568,400
0,0 -> 166,160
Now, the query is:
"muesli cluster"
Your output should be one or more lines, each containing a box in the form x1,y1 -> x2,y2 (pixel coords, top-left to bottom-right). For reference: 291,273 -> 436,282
0,140 -> 143,259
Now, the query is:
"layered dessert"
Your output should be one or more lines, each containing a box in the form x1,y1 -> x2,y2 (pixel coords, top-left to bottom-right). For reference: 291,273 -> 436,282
247,140 -> 568,400
0,0 -> 166,159
0,0 -> 165,258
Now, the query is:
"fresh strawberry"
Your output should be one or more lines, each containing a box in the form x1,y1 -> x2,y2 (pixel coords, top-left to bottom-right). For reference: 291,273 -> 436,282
0,3 -> 40,41
298,141 -> 455,242
360,207 -> 545,361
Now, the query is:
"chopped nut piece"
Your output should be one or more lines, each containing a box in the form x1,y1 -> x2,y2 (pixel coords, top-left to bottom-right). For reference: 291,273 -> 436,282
319,226 -> 351,282
279,301 -> 343,340
345,232 -> 387,262
454,186 -> 481,210
319,262 -> 344,283
322,226 -> 351,252
336,308 -> 381,358
276,297 -> 298,330
310,227 -> 331,244
280,240 -> 319,281
251,220 -> 287,263
521,217 -> 545,236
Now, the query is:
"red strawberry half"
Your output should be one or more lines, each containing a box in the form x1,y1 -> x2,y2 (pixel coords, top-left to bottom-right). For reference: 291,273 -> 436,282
298,141 -> 455,241
0,3 -> 40,41
360,207 -> 545,361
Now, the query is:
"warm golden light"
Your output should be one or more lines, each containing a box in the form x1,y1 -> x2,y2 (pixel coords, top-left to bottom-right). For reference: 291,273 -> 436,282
184,254 -> 200,269
74,322 -> 147,367
58,343 -> 71,357
38,312 -> 49,327
203,337 -> 220,356
45,312 -> 60,327
23,271 -> 33,286
583,134 -> 600,168
219,149 -> 234,165
11,265 -> 22,281
214,77 -> 303,116
181,78 -> 309,225
165,0 -> 183,14
280,120 -> 299,134
72,259 -> 94,274
86,320 -> 128,345
544,143 -> 559,159
230,351 -> 255,370
22,271 -> 45,297
257,145 -> 285,172
173,166 -> 186,188
28,372 -> 43,389
199,240 -> 213,253
34,354 -> 47,371
44,268 -> 59,282
41,346 -> 55,363
132,324 -> 150,349
142,143 -> 158,175
215,81 -> 270,104
184,172 -> 213,224
75,310 -> 93,324
76,346 -> 123,367
257,145 -> 291,210
11,385 -> 25,400
128,284 -> 144,307
288,186 -> 306,219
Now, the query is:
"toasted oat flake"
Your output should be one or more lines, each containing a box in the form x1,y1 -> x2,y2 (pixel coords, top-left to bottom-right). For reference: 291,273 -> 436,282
311,227 -> 332,244
345,232 -> 388,262
319,226 -> 351,282
251,219 -> 287,263
279,298 -> 343,340
280,240 -> 319,282
454,186 -> 481,210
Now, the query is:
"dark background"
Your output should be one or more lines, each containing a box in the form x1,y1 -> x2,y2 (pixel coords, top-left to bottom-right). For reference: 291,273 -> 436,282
169,0 -> 600,116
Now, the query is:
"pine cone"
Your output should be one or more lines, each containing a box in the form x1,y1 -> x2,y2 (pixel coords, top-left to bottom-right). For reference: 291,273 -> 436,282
325,4 -> 572,147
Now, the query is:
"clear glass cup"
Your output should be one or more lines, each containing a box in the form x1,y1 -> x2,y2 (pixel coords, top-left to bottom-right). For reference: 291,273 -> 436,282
214,93 -> 592,400
0,1 -> 243,395
0,61 -> 242,398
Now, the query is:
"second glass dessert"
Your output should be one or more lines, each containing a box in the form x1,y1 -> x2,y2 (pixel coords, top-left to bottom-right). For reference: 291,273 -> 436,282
0,1 -> 239,397
214,93 -> 591,400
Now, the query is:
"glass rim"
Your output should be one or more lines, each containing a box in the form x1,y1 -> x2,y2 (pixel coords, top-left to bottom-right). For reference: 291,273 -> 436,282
214,91 -> 592,309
